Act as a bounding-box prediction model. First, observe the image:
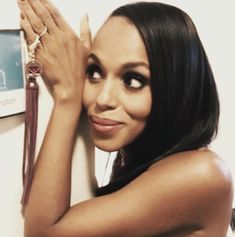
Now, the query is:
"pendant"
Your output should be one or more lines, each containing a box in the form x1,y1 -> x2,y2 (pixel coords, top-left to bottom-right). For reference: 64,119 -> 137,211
26,59 -> 43,78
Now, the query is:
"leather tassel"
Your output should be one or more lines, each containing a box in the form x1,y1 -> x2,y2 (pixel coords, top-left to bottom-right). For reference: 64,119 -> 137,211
21,77 -> 39,206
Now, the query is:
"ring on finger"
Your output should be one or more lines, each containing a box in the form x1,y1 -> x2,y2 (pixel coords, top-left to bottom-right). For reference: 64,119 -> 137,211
39,26 -> 48,38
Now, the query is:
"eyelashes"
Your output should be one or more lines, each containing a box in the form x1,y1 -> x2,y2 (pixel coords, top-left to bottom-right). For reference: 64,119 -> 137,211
86,63 -> 149,90
122,72 -> 149,90
86,64 -> 103,80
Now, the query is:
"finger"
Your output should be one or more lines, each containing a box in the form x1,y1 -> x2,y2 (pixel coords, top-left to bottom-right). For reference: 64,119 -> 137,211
18,0 -> 46,35
26,0 -> 57,32
80,14 -> 92,49
20,13 -> 40,45
20,15 -> 43,57
40,0 -> 71,31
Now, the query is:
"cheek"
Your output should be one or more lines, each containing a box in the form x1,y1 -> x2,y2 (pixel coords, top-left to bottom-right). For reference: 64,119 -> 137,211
124,90 -> 152,122
120,90 -> 152,147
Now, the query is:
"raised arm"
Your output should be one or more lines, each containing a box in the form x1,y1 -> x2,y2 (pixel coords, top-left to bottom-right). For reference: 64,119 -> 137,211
18,0 -> 91,232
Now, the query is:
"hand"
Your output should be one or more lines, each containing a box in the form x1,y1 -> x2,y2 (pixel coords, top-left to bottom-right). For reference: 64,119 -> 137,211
17,0 -> 92,105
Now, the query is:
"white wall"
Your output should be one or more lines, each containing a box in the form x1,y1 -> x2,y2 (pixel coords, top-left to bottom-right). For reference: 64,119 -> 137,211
0,1 -> 234,236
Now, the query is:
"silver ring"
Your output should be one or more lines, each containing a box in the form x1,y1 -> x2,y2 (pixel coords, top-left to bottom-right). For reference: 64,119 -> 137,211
39,26 -> 48,37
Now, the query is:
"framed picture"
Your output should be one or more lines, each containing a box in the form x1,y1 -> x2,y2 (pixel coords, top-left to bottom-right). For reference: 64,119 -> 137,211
0,29 -> 26,118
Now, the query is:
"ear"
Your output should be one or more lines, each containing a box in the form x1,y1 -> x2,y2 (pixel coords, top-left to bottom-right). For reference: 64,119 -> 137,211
80,14 -> 92,50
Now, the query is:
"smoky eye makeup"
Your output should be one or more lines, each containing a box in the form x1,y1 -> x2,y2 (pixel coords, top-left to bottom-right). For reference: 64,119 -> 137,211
122,71 -> 150,90
86,63 -> 103,81
86,53 -> 150,89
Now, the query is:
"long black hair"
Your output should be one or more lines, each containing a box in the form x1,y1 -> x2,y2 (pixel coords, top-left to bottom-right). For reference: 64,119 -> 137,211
96,2 -> 220,195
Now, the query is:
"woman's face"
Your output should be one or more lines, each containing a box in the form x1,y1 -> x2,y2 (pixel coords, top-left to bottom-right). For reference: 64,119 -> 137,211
83,16 -> 152,152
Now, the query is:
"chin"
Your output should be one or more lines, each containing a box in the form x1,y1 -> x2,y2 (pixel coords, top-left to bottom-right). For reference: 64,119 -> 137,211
93,139 -> 122,153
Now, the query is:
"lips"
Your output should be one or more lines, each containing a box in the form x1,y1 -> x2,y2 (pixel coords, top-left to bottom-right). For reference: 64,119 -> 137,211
90,115 -> 124,134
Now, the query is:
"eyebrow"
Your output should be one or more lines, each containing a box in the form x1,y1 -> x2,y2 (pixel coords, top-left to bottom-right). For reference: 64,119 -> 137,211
88,53 -> 149,70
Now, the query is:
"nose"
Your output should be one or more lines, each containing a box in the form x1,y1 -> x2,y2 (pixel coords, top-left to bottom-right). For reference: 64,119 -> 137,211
95,78 -> 118,111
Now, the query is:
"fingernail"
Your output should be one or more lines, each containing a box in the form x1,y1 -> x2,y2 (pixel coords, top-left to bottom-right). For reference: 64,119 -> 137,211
81,14 -> 89,24
21,13 -> 25,20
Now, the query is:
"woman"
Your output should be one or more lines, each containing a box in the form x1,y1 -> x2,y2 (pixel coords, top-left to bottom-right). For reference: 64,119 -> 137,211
18,0 -> 233,236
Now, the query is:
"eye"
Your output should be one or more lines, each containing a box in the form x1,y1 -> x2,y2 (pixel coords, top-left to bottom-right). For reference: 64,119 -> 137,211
123,72 -> 148,90
86,64 -> 102,81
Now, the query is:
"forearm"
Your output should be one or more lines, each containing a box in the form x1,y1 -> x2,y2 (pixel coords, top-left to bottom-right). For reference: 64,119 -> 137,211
24,101 -> 82,231
17,0 -> 91,235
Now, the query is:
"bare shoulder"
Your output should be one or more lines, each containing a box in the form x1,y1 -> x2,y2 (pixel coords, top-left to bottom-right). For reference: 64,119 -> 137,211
148,148 -> 233,202
146,148 -> 233,231
149,148 -> 232,182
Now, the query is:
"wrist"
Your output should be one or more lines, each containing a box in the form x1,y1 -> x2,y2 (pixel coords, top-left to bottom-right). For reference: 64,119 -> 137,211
53,87 -> 83,106
53,96 -> 83,118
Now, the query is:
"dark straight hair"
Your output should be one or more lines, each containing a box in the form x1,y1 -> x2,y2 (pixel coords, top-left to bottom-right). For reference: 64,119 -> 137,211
96,2 -> 220,195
